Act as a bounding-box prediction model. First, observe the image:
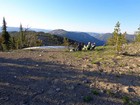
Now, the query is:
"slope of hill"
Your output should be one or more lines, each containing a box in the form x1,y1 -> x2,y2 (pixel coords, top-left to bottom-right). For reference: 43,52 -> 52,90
0,42 -> 140,105
0,27 -> 135,44
37,32 -> 79,46
49,29 -> 105,46
88,32 -> 135,42
5,31 -> 79,46
0,27 -> 135,45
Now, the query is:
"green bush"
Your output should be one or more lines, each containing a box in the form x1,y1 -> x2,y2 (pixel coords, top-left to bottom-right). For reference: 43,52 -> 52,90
83,96 -> 92,102
91,90 -> 99,95
122,96 -> 130,104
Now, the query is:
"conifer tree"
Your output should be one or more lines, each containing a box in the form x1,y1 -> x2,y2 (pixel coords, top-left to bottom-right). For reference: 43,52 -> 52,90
1,17 -> 11,51
20,23 -> 25,48
121,32 -> 127,44
107,36 -> 114,45
107,22 -> 120,46
10,37 -> 16,49
107,21 -> 126,53
63,37 -> 69,46
114,22 -> 121,52
0,36 -> 3,50
135,25 -> 140,42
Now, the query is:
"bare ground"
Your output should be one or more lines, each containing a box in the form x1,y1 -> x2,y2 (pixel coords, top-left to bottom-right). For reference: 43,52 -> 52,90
0,48 -> 140,105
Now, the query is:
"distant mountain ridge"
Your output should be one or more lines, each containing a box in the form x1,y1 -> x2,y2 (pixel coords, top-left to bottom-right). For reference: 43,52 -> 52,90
0,27 -> 135,45
88,32 -> 135,42
49,29 -> 135,45
49,29 -> 105,46
0,26 -> 50,33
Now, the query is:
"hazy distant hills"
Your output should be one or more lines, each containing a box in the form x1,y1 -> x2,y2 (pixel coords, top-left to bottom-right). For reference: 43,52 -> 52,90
88,32 -> 135,42
49,29 -> 105,46
0,27 -> 135,45
0,27 -> 50,33
49,29 -> 135,45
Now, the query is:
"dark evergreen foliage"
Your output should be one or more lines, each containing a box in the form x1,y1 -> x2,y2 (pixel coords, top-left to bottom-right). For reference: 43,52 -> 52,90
135,25 -> 140,42
107,22 -> 127,53
1,17 -> 11,51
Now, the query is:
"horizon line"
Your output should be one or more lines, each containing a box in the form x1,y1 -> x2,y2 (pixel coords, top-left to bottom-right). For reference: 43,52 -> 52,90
0,26 -> 135,35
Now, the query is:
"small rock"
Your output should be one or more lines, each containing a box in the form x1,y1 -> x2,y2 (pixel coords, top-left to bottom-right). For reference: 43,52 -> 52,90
90,83 -> 95,88
116,56 -> 122,59
0,97 -> 9,101
101,72 -> 106,76
125,66 -> 130,69
5,97 -> 9,101
38,89 -> 44,94
5,83 -> 10,86
61,100 -> 65,103
47,73 -> 51,75
23,92 -> 28,95
39,54 -> 42,57
83,79 -> 90,83
100,90 -> 105,93
67,85 -> 75,90
119,72 -> 123,75
56,88 -> 60,92
36,64 -> 39,67
70,49 -> 75,52
112,90 -> 118,94
53,79 -> 59,84
132,64 -> 137,68
48,89 -> 55,94
82,64 -> 88,68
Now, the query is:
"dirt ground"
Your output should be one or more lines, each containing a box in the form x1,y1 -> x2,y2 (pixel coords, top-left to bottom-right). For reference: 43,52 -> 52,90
0,49 -> 140,105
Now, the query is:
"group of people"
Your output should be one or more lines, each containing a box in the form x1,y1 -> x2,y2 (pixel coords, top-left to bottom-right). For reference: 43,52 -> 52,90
71,42 -> 96,51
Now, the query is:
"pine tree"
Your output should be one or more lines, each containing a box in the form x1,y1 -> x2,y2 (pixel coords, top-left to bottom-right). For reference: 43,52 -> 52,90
0,36 -> 3,50
1,17 -> 11,51
107,36 -> 115,45
107,21 -> 126,53
121,32 -> 127,44
135,25 -> 140,42
107,22 -> 120,46
10,37 -> 16,49
20,23 -> 25,48
113,22 -> 120,52
63,37 -> 69,46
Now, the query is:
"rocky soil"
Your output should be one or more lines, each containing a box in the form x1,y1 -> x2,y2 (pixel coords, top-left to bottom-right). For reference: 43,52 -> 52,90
0,45 -> 140,105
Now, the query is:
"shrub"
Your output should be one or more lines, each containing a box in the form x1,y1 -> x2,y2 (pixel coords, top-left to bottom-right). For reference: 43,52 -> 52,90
83,96 -> 92,102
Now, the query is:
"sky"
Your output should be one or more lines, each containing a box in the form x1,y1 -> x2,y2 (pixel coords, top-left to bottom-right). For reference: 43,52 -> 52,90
0,0 -> 140,34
